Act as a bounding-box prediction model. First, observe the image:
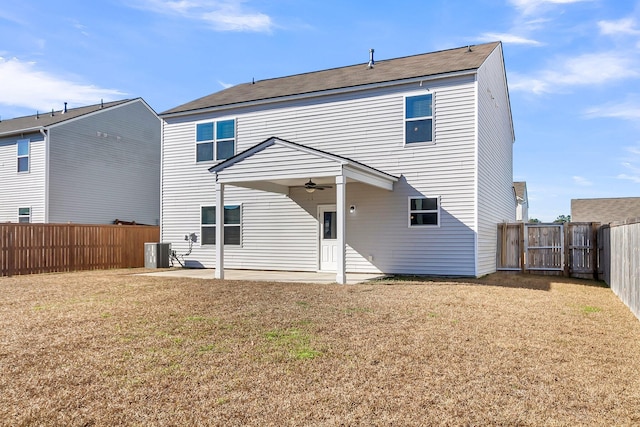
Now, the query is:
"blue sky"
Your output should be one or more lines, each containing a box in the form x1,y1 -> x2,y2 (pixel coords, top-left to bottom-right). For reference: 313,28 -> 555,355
1,0 -> 639,222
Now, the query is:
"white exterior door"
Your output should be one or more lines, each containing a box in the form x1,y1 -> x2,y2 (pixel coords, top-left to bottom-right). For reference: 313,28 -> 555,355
318,205 -> 337,272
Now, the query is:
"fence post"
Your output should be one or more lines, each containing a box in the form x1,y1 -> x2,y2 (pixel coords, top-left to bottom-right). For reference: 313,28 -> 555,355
519,222 -> 526,273
8,227 -> 14,277
591,222 -> 599,280
563,224 -> 570,277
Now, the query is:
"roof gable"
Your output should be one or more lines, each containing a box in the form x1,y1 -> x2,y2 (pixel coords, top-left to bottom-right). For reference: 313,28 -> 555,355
210,137 -> 398,191
162,42 -> 501,116
0,99 -> 135,137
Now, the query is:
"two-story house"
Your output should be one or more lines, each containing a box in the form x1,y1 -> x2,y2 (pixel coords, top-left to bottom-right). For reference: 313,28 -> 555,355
160,42 -> 515,283
0,98 -> 161,225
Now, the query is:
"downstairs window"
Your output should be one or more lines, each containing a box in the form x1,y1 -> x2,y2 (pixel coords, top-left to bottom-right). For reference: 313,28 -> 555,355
201,205 -> 241,245
409,197 -> 439,227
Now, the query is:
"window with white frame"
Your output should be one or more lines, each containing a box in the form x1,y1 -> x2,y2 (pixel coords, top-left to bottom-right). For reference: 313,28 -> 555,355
196,119 -> 235,162
409,197 -> 439,226
18,207 -> 31,223
201,205 -> 241,245
17,139 -> 30,172
405,94 -> 433,144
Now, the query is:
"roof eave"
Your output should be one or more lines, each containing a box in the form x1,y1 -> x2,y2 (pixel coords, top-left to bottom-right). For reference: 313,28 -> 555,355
160,68 -> 479,119
0,125 -> 46,138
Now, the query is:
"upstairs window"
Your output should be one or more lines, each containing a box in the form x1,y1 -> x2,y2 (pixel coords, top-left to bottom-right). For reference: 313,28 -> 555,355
201,205 -> 241,245
17,139 -> 30,172
196,119 -> 235,162
18,207 -> 31,223
405,94 -> 433,144
409,197 -> 439,227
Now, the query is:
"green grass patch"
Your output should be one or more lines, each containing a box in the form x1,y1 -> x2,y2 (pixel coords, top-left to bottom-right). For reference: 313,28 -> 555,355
582,305 -> 601,314
265,327 -> 321,360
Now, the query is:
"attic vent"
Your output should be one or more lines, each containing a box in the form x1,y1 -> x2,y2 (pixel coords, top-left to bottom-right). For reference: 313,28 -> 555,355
367,48 -> 375,69
63,102 -> 68,113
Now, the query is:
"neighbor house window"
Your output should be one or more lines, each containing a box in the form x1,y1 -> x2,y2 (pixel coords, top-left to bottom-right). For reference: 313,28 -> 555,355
201,205 -> 241,245
409,197 -> 439,226
196,119 -> 235,162
17,139 -> 30,172
405,94 -> 433,144
18,207 -> 31,223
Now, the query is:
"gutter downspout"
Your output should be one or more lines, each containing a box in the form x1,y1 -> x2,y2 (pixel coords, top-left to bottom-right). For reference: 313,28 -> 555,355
40,128 -> 50,223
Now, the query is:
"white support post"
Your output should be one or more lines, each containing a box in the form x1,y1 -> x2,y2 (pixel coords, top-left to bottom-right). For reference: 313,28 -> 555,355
336,175 -> 347,284
215,181 -> 225,279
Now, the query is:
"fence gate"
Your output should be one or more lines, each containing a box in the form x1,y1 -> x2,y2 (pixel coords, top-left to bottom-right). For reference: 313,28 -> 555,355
525,224 -> 564,272
497,222 -> 600,278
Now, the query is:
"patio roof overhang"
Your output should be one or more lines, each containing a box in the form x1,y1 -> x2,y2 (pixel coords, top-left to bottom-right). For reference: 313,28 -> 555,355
208,137 -> 399,284
208,136 -> 398,193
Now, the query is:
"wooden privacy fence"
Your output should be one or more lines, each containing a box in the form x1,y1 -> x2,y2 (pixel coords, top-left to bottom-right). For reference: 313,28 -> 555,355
497,222 -> 600,279
0,223 -> 160,277
598,220 -> 640,320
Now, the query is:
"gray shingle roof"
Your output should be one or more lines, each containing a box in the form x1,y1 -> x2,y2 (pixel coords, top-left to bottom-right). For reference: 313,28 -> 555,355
0,99 -> 132,137
161,42 -> 501,116
571,197 -> 640,223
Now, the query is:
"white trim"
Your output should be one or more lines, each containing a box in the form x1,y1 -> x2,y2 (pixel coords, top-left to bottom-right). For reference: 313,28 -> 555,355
16,138 -> 30,173
195,117 -> 237,164
211,137 -> 398,190
336,175 -> 346,284
41,129 -> 50,222
215,183 -> 224,279
403,92 -> 435,147
473,76 -> 479,277
408,196 -> 441,228
317,204 -> 337,272
200,202 -> 242,247
18,206 -> 31,223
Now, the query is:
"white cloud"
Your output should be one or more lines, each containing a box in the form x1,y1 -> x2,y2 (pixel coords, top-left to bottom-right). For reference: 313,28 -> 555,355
598,17 -> 640,36
477,32 -> 542,45
509,52 -> 639,94
0,57 -> 126,113
573,176 -> 593,186
218,80 -> 234,89
509,0 -> 594,15
584,99 -> 640,121
128,0 -> 273,32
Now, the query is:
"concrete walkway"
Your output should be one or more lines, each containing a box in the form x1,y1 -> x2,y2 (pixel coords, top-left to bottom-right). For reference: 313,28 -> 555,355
139,268 -> 386,285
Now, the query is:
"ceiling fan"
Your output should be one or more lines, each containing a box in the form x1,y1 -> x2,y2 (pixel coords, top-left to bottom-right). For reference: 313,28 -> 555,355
298,179 -> 333,193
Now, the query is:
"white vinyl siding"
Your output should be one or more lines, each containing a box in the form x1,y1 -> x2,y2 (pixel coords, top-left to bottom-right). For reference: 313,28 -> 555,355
162,73 -> 481,276
47,100 -> 161,224
0,133 -> 46,223
476,45 -> 516,276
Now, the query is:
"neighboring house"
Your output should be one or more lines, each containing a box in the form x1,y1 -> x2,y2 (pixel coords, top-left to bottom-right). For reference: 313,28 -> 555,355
513,181 -> 528,222
160,42 -> 515,283
0,99 -> 161,225
572,197 -> 640,223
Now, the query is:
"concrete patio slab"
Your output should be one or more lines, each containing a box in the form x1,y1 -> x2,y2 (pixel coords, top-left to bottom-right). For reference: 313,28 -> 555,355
139,268 -> 386,285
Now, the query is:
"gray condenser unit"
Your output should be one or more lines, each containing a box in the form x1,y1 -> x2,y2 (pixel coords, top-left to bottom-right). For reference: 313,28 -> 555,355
145,242 -> 171,268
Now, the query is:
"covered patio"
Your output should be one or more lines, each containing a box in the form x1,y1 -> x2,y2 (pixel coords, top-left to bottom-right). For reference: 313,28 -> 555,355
139,268 -> 387,284
208,137 -> 398,284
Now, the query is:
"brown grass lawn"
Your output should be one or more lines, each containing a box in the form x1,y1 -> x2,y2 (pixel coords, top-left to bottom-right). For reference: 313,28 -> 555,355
1,270 -> 639,426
